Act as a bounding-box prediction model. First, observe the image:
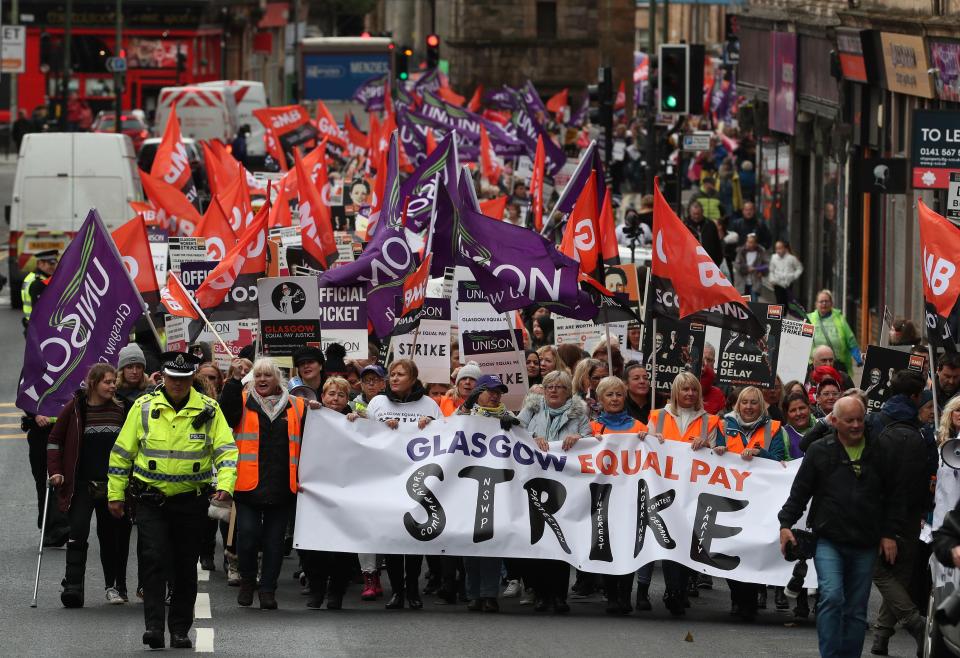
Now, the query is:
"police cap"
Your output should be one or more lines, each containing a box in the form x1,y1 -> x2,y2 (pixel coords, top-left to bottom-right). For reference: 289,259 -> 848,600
35,249 -> 59,262
160,351 -> 202,378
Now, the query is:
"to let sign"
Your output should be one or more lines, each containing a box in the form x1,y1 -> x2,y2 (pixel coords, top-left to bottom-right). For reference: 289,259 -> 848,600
911,109 -> 960,189
1,26 -> 26,73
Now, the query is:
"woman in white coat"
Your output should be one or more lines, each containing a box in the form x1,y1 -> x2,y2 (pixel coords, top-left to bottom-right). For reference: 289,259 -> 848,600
767,240 -> 804,309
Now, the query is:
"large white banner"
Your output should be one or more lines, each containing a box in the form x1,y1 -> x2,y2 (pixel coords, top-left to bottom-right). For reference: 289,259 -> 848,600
295,409 -> 813,583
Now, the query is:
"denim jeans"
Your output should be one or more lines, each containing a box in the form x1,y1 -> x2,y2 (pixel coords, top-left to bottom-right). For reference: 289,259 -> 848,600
814,537 -> 877,658
235,501 -> 291,593
463,556 -> 501,599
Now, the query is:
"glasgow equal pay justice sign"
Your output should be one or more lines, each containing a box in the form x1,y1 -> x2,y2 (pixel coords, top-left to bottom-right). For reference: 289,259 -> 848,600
295,410 -> 812,584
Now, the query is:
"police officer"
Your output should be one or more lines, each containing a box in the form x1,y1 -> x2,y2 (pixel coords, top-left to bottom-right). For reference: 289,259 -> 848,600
107,352 -> 237,650
20,249 -> 69,544
21,249 -> 58,330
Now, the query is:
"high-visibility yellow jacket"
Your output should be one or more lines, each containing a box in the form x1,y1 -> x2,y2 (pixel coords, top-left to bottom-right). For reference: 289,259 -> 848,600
107,387 -> 238,501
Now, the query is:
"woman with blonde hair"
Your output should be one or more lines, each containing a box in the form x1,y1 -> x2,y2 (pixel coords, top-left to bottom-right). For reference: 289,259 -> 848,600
571,358 -> 608,419
646,371 -> 723,615
938,396 -> 960,445
219,357 -> 311,610
536,345 -> 569,377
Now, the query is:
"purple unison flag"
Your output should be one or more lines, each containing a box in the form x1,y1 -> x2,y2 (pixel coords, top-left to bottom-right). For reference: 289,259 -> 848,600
352,73 -> 387,112
402,132 -> 458,234
18,209 -> 146,415
319,134 -> 413,338
483,85 -> 518,110
418,92 -> 522,157
510,101 -> 566,176
432,180 -> 596,320
569,94 -> 589,127
521,80 -> 548,119
396,108 -> 431,167
414,68 -> 443,96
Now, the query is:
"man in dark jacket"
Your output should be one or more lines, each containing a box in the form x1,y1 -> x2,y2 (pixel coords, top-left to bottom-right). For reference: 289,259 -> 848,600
730,201 -> 772,249
683,200 -> 723,266
864,371 -> 929,655
779,396 -> 900,658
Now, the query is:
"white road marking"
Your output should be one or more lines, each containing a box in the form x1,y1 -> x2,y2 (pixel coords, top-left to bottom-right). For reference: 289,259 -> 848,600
194,592 -> 211,619
197,561 -> 209,581
194,628 -> 214,653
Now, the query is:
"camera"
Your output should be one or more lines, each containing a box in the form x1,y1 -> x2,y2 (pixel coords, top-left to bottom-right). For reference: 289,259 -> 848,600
783,528 -> 817,562
622,208 -> 641,239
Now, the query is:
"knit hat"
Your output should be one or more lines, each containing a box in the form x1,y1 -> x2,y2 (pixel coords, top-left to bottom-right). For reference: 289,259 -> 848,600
456,361 -> 482,384
324,343 -> 348,375
118,343 -> 146,370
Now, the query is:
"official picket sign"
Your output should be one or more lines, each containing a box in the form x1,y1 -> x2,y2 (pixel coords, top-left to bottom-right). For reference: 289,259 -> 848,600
295,409 -> 813,584
317,285 -> 367,359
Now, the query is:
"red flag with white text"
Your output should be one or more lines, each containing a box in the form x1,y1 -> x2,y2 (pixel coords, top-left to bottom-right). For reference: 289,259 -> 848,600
161,271 -> 200,319
194,206 -> 267,309
112,215 -> 160,296
294,148 -> 338,269
530,134 -> 545,231
139,171 -> 202,237
150,106 -> 200,209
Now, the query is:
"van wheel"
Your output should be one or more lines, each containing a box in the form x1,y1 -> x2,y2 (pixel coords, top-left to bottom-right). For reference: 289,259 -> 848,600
927,591 -> 950,658
8,262 -> 21,309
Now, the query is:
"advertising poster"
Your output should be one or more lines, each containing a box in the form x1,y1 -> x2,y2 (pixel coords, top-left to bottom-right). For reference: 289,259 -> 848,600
258,276 -> 321,357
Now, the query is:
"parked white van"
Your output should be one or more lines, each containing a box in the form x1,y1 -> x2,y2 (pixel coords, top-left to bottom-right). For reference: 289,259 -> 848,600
155,85 -> 238,144
197,80 -> 268,159
7,132 -> 142,306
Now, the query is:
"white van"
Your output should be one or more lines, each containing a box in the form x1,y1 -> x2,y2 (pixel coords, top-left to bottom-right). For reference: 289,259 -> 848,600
155,85 -> 238,144
197,80 -> 268,159
7,132 -> 143,306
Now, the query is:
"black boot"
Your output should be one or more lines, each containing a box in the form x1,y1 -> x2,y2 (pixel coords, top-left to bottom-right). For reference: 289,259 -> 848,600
774,587 -> 789,610
385,592 -> 405,609
60,540 -> 87,608
664,589 -> 685,616
142,630 -> 164,649
618,580 -> 634,614
237,579 -> 255,607
635,583 -> 652,611
756,587 -> 767,609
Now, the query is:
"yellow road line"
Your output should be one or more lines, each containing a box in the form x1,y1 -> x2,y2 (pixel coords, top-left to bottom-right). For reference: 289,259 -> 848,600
0,412 -> 22,417
0,434 -> 25,440
0,403 -> 17,407
0,423 -> 21,428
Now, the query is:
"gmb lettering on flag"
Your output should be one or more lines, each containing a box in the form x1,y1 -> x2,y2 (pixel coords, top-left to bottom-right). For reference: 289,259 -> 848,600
295,410 -> 814,585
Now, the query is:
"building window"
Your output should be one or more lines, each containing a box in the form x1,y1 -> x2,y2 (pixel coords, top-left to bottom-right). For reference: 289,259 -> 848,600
537,1 -> 557,40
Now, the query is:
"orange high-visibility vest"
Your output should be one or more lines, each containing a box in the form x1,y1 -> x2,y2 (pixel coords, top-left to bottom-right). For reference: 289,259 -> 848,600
233,392 -> 306,494
647,409 -> 722,444
725,419 -> 781,454
590,419 -> 648,436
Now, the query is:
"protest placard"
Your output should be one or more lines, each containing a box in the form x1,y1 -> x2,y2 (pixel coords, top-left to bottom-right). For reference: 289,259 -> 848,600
860,346 -> 926,412
460,329 -> 529,411
317,285 -> 367,359
391,298 -> 452,384
258,276 -> 321,356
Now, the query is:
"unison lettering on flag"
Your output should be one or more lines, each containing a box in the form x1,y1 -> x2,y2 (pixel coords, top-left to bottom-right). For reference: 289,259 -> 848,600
18,209 -> 145,416
295,410 -> 815,585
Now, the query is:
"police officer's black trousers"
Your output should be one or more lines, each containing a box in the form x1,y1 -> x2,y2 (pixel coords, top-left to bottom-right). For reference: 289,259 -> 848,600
26,424 -> 68,536
136,493 -> 208,634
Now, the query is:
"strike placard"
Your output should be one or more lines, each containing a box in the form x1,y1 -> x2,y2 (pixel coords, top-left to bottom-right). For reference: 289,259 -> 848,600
860,346 -> 926,412
391,298 -> 452,384
258,276 -> 321,356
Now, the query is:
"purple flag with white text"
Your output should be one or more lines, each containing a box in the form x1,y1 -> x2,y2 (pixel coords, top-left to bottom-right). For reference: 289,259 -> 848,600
352,73 -> 387,112
18,209 -> 146,415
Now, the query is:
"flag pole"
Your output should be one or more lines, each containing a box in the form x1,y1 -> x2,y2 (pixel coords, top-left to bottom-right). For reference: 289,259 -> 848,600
651,316 -> 658,411
929,341 -> 941,431
172,271 -> 232,355
604,308 -> 614,372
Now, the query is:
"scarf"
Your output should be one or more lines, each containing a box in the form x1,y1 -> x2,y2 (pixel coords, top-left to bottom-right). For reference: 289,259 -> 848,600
596,410 -> 636,432
250,386 -> 289,423
544,399 -> 573,441
472,403 -> 507,418
725,410 -> 768,435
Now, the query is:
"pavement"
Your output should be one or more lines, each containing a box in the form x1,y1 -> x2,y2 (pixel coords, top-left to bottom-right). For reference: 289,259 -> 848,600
0,159 -> 920,656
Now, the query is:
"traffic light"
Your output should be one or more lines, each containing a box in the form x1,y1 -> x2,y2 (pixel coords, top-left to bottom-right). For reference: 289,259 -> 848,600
657,43 -> 705,115
587,67 -> 613,127
658,44 -> 688,113
397,46 -> 412,81
425,34 -> 440,69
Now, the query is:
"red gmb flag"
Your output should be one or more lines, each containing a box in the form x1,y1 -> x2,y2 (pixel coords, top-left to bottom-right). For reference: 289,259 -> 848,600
467,85 -> 483,113
479,195 -> 508,220
919,199 -> 960,318
294,148 -> 338,269
194,206 -> 267,309
652,176 -> 749,320
599,187 -> 620,266
160,271 -> 199,319
559,174 -> 600,278
545,88 -> 569,116
150,106 -> 199,209
194,198 -> 237,261
530,133 -> 546,231
614,80 -> 626,111
268,181 -> 293,229
480,124 -> 502,186
111,215 -> 159,295
391,254 -> 433,336
139,170 -> 202,237
344,113 -> 368,160
216,167 -> 253,234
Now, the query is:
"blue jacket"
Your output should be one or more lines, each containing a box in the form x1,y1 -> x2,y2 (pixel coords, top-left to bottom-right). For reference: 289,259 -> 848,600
715,414 -> 786,461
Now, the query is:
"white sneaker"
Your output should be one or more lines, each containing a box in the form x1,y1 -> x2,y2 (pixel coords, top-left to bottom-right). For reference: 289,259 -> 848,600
227,563 -> 241,587
105,587 -> 125,605
502,579 -> 522,598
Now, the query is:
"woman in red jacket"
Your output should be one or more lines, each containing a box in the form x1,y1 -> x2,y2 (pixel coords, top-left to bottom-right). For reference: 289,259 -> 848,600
47,363 -> 131,608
